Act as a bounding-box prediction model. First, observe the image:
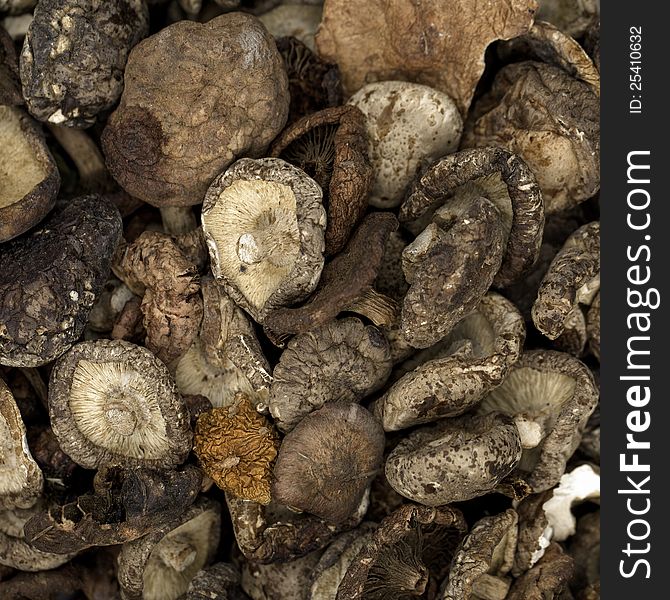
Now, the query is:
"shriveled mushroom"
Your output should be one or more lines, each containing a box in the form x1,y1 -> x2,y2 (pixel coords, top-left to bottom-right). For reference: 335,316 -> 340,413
348,81 -> 462,208
385,413 -> 522,506
0,106 -> 60,243
506,542 -> 574,599
0,379 -> 42,510
0,25 -> 21,105
241,549 -> 322,600
187,563 -> 248,600
512,490 -> 553,576
258,3 -> 322,51
202,157 -> 326,323
0,195 -> 122,367
269,317 -> 392,432
271,105 -> 372,255
477,350 -> 598,491
49,339 -> 192,469
586,292 -> 600,360
536,0 -> 599,38
376,292 -> 525,431
117,499 -> 221,600
273,403 -> 385,524
315,0 -> 536,116
102,12 -> 289,207
440,509 -> 518,600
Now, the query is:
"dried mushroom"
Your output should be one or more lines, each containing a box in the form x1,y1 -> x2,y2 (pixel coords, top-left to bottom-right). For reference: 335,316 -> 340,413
202,157 -> 326,323
0,195 -> 122,367
0,378 -> 42,510
19,0 -> 149,127
477,350 -> 598,491
506,542 -> 574,599
102,12 -> 289,207
0,25 -> 21,105
241,549 -> 322,600
187,563 -> 248,600
315,0 -> 536,116
348,81 -> 462,208
536,0 -> 599,38
271,105 -> 372,255
586,292 -> 600,360
0,106 -> 60,243
567,511 -> 599,596
376,292 -> 525,431
49,339 -> 192,469
440,509 -> 518,600
269,317 -> 392,432
272,403 -> 385,524
512,491 -> 553,576
532,222 -> 600,341
385,413 -> 522,506
258,3 -> 322,51
194,394 -> 279,504
117,499 -> 221,600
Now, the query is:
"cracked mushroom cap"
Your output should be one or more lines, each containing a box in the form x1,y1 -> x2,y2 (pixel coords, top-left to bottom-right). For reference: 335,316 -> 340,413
118,499 -> 221,600
0,106 -> 60,242
102,12 -> 289,207
385,413 -> 522,506
376,292 -> 525,431
477,350 -> 598,491
202,157 -> 326,323
48,339 -> 192,470
272,403 -> 385,524
440,509 -> 518,600
532,221 -> 600,341
0,195 -> 122,367
348,81 -> 462,209
0,378 -> 42,510
269,317 -> 392,432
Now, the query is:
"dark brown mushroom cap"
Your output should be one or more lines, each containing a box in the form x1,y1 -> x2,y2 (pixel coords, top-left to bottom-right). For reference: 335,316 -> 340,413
533,221 -> 600,341
0,106 -> 60,243
0,26 -> 22,105
117,499 -> 221,600
264,212 -> 399,336
440,509 -> 518,600
506,542 -> 574,600
202,157 -> 326,323
0,195 -> 122,367
567,510 -> 600,595
23,465 -> 202,554
586,292 -> 600,360
102,12 -> 289,207
187,563 -> 248,600
385,413 -> 522,506
477,350 -> 598,491
269,317 -> 392,432
583,21 -> 600,72
272,403 -> 385,524
49,339 -> 192,470
271,105 -> 372,256
376,292 -> 525,431
401,147 -> 544,288
19,0 -> 149,128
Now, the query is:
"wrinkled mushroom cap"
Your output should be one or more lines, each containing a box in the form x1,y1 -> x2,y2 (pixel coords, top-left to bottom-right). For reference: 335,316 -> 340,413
49,339 -> 192,469
202,157 -> 326,322
506,542 -> 574,599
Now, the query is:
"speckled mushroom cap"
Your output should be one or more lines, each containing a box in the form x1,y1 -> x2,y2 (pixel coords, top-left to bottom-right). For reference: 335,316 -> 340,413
202,157 -> 326,323
48,339 -> 192,470
117,499 -> 221,600
477,350 -> 598,492
269,317 -> 392,432
0,195 -> 122,367
385,413 -> 522,506
0,106 -> 60,242
376,292 -> 525,431
347,81 -> 462,209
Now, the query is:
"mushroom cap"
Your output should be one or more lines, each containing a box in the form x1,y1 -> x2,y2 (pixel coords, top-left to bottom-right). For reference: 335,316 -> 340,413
0,26 -> 22,106
258,3 -> 322,51
377,292 -> 525,431
385,413 -> 522,506
586,292 -> 600,360
118,499 -> 221,600
186,563 -> 247,600
348,81 -> 463,208
0,106 -> 59,242
19,0 -> 149,127
0,378 -> 42,510
202,157 -> 326,323
0,195 -> 122,367
272,403 -> 385,524
49,339 -> 192,470
102,12 -> 289,207
269,317 -> 392,432
506,542 -> 574,599
512,490 -> 553,576
477,350 -> 598,491
535,0 -> 599,38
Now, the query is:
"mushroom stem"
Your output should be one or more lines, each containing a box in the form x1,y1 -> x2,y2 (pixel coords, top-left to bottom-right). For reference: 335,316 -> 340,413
513,415 -> 546,449
472,574 -> 512,600
236,221 -> 296,269
160,206 -> 197,235
343,287 -> 399,327
157,537 -> 198,572
18,368 -> 48,410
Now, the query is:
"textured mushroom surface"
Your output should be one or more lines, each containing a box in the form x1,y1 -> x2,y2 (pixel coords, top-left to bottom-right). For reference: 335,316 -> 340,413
186,563 -> 248,600
258,3 -> 322,51
506,542 -> 574,599
48,339 -> 192,469
102,12 -> 289,207
0,25 -> 22,105
536,0 -> 599,38
19,0 -> 149,127
0,195 -> 122,367
587,292 -> 600,359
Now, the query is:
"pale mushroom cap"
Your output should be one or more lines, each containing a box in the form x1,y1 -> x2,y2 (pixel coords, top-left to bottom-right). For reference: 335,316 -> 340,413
349,81 -> 462,208
258,4 -> 323,51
